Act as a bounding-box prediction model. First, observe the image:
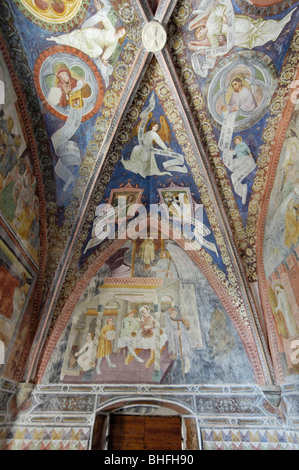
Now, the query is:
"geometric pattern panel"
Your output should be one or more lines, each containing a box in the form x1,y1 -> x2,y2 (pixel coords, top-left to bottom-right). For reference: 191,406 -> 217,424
1,425 -> 299,451
202,428 -> 299,451
0,426 -> 90,450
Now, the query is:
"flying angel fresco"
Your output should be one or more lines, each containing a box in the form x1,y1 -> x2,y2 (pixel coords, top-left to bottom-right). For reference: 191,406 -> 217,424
121,94 -> 188,178
46,0 -> 126,87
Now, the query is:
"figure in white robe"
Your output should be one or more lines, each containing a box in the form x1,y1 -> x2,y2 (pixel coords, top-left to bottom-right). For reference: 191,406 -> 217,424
121,93 -> 187,177
74,333 -> 94,372
275,285 -> 298,338
117,311 -> 144,363
229,135 -> 256,204
224,78 -> 257,113
164,307 -> 192,374
122,121 -> 172,178
188,0 -> 296,77
151,250 -> 177,278
0,340 -> 5,364
138,237 -> 156,270
46,0 -> 126,86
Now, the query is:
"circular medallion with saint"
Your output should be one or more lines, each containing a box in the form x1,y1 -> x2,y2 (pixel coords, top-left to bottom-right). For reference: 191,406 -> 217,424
34,46 -> 104,122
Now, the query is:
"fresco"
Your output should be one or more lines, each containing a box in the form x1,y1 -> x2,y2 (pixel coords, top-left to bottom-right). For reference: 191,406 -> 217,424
80,82 -> 223,270
0,228 -> 37,374
32,53 -> 277,386
0,50 -> 40,264
44,239 -> 255,384
263,101 -> 299,375
187,0 -> 295,78
168,0 -> 299,279
7,0 -> 143,212
35,46 -> 103,191
121,93 -> 188,178
1,0 -> 297,387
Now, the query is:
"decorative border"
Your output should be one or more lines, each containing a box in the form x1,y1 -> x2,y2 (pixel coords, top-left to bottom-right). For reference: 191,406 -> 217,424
11,0 -> 90,33
235,0 -> 298,18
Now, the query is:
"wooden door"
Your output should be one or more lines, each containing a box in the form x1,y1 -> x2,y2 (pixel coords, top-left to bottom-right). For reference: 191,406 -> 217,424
144,416 -> 182,450
107,415 -> 182,450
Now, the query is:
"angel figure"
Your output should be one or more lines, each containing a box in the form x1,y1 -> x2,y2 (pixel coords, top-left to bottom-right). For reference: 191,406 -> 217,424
121,94 -> 187,178
188,0 -> 296,78
46,0 -> 126,87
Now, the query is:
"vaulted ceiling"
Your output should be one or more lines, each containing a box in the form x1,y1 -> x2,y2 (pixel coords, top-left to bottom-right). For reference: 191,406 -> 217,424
0,0 -> 298,386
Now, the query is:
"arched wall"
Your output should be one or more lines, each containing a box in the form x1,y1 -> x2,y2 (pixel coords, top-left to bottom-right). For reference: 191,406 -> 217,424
256,66 -> 299,383
36,226 -> 272,385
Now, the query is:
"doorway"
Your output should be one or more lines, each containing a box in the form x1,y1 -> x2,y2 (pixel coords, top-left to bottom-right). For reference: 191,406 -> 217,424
93,414 -> 182,450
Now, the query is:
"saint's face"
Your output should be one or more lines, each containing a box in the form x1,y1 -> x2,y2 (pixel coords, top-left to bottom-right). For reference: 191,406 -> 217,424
169,308 -> 177,319
58,71 -> 70,84
117,28 -> 126,39
231,80 -> 242,92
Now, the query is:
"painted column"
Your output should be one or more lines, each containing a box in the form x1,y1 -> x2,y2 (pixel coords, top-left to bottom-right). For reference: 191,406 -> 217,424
91,304 -> 105,368
153,303 -> 161,381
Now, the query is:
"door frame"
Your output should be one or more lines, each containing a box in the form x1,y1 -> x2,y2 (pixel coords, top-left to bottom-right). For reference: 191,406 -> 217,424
91,397 -> 201,450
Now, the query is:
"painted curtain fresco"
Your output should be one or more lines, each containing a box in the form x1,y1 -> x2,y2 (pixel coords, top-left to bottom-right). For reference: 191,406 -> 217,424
44,239 -> 254,385
264,101 -> 299,377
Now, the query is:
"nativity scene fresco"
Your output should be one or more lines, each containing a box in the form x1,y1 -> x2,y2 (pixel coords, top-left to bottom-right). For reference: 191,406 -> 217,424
45,239 -> 254,385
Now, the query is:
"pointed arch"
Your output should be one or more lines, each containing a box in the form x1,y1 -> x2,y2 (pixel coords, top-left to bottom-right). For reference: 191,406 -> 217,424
36,222 -> 271,384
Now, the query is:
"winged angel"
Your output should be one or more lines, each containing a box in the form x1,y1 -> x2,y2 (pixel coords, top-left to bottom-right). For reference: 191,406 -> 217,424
121,94 -> 188,178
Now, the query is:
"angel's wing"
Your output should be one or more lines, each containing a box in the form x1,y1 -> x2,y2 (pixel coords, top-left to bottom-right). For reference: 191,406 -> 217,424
129,112 -> 153,143
158,115 -> 172,147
